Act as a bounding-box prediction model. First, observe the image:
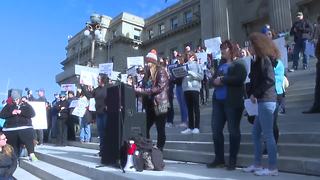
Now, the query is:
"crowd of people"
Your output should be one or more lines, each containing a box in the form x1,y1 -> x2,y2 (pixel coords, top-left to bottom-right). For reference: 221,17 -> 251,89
0,11 -> 319,178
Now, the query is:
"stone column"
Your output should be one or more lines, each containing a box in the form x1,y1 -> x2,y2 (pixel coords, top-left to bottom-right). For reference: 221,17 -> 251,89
212,0 -> 229,40
200,0 -> 214,41
269,0 -> 292,33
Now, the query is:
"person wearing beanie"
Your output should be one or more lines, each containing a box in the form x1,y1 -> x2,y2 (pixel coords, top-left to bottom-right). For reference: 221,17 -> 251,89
135,49 -> 169,151
0,91 -> 38,162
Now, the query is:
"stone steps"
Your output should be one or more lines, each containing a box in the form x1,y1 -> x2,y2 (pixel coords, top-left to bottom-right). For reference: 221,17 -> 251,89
163,149 -> 320,176
13,167 -> 41,180
19,158 -> 90,180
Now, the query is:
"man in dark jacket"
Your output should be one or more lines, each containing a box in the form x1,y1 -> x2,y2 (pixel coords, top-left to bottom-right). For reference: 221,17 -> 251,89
55,92 -> 69,146
290,12 -> 313,70
303,35 -> 320,113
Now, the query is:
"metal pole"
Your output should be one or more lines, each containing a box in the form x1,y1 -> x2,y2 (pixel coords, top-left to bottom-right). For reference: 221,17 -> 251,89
107,41 -> 110,62
91,38 -> 95,63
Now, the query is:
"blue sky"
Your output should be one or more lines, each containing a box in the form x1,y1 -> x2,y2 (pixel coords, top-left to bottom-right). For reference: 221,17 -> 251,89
0,0 -> 179,102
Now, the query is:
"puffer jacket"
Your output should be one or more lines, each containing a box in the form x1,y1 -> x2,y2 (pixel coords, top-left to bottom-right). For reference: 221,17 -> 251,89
182,61 -> 204,92
0,102 -> 35,128
136,66 -> 169,108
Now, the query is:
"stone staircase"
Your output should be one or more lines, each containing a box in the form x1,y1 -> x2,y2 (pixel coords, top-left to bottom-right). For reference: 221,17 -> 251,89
14,59 -> 320,179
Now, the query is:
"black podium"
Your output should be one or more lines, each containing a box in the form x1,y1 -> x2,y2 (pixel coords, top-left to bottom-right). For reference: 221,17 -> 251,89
101,82 -> 146,165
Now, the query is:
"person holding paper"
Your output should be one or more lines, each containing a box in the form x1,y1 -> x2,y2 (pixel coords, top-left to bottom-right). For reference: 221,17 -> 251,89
55,92 -> 69,146
243,32 -> 278,176
135,49 -> 169,151
0,91 -> 38,162
81,73 -> 108,156
181,52 -> 204,134
207,40 -> 247,170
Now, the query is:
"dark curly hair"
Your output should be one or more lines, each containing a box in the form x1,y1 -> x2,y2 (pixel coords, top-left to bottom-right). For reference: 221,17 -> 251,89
220,40 -> 239,60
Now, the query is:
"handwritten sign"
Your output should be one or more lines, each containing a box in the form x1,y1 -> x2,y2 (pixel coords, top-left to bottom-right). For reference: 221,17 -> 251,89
127,56 -> 144,69
99,63 -> 113,77
204,37 -> 222,59
171,65 -> 188,78
80,71 -> 98,88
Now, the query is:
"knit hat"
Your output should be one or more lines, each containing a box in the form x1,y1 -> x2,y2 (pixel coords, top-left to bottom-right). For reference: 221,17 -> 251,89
146,49 -> 158,64
11,89 -> 22,100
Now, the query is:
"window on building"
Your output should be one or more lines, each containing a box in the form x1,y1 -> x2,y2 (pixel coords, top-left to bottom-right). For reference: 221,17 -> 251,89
133,28 -> 141,40
148,29 -> 154,39
159,23 -> 165,34
171,17 -> 178,30
184,11 -> 193,24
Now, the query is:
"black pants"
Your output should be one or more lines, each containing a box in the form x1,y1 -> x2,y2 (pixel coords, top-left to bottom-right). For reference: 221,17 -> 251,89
146,107 -> 166,151
34,129 -> 43,145
184,91 -> 200,129
312,61 -> 320,110
4,128 -> 35,156
57,118 -> 68,146
166,92 -> 174,124
200,80 -> 209,104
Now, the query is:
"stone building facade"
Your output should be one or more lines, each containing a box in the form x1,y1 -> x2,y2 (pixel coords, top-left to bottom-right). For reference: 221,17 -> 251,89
56,0 -> 320,84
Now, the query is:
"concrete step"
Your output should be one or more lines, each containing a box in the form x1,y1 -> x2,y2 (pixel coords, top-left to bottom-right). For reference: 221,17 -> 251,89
163,149 -> 320,176
19,158 -> 90,180
13,167 -> 41,180
163,141 -> 320,159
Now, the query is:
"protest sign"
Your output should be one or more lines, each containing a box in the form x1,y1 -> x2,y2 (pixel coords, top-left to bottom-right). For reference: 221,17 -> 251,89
305,41 -> 315,57
171,65 -> 188,78
29,102 -> 47,130
110,71 -> 121,81
75,65 -> 99,75
61,84 -> 76,94
127,66 -> 138,76
121,74 -> 128,83
80,71 -> 98,88
204,37 -> 222,59
196,52 -> 208,64
99,63 -> 113,77
72,97 -> 89,117
127,56 -> 144,69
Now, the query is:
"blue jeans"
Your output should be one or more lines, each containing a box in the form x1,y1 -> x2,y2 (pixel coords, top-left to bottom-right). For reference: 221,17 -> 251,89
253,102 -> 277,169
211,99 -> 243,163
80,117 -> 91,142
96,113 -> 107,152
293,39 -> 308,68
176,85 -> 188,123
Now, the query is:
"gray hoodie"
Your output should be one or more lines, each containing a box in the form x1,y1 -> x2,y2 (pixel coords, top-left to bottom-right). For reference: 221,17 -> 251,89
182,61 -> 204,92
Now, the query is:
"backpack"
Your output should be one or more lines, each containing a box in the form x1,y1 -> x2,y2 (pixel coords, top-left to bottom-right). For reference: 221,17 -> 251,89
133,150 -> 144,172
151,147 -> 165,171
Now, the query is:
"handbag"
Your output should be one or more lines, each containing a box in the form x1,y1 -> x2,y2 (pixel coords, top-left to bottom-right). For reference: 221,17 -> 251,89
154,101 -> 169,116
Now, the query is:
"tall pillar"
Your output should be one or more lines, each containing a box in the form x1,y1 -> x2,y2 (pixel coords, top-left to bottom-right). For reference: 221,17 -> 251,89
212,0 -> 229,40
200,0 -> 214,41
269,0 -> 292,33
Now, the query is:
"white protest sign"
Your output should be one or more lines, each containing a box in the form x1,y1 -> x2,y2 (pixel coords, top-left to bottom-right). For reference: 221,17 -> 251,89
29,102 -> 47,130
273,37 -> 288,68
99,63 -> 113,77
127,66 -> 137,76
171,65 -> 188,78
61,84 -> 76,94
75,65 -> 99,75
244,99 -> 258,116
80,71 -> 98,88
110,71 -> 121,81
89,98 -> 96,112
72,97 -> 89,117
127,56 -> 144,69
121,74 -> 128,83
204,37 -> 222,59
196,52 -> 208,64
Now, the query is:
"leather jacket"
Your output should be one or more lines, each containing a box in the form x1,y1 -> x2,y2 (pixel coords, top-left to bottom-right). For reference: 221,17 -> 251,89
136,66 -> 169,108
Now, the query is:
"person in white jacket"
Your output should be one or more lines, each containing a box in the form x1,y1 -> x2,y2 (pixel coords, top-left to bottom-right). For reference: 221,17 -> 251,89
181,51 -> 204,134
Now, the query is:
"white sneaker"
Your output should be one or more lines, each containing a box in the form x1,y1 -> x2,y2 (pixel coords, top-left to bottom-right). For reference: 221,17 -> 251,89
181,128 -> 192,134
192,128 -> 200,134
242,165 -> 263,173
254,168 -> 279,176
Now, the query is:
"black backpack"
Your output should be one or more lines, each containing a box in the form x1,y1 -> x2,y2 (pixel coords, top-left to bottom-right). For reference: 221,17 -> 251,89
151,147 -> 165,171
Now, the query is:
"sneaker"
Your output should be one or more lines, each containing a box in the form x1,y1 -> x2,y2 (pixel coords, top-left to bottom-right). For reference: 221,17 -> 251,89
288,68 -> 295,72
178,122 -> 188,128
29,153 -> 38,162
192,128 -> 200,134
181,128 -> 192,134
303,64 -> 308,70
242,165 -> 263,173
165,123 -> 173,128
254,168 -> 279,176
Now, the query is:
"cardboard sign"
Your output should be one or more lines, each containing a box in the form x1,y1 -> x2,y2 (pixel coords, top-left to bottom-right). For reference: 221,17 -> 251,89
29,102 -> 47,130
127,56 -> 144,69
99,63 -> 113,77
